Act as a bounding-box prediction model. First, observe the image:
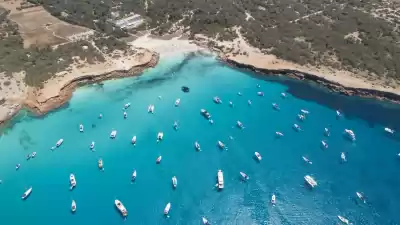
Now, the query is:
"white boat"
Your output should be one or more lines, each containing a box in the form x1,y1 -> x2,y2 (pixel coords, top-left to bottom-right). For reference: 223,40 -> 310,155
321,140 -> 328,149
202,217 -> 210,224
31,152 -> 37,158
240,172 -> 249,180
172,176 -> 177,188
56,139 -> 64,147
281,92 -> 287,98
71,200 -> 76,212
341,152 -> 347,162
175,98 -> 181,107
131,136 -> 137,145
132,170 -> 137,181
237,92 -> 242,96
110,130 -> 117,139
156,156 -> 162,164
272,103 -> 280,110
236,121 -> 244,129
21,187 -> 32,200
302,156 -> 312,164
98,114 -> 103,119
338,215 -> 350,224
255,152 -> 262,161
217,141 -> 226,150
324,128 -> 330,137
70,174 -> 76,190
356,192 -> 366,203
195,141 -> 201,151
213,96 -> 222,104
336,110 -> 342,117
123,111 -> 127,119
79,124 -> 84,132
304,175 -> 317,188
300,109 -> 310,114
157,132 -> 164,142
115,199 -> 128,217
248,100 -> 252,105
217,170 -> 224,189
209,119 -> 214,124
297,114 -> 305,121
271,194 -> 276,205
385,127 -> 395,134
124,103 -> 131,109
257,91 -> 264,96
344,129 -> 356,141
90,141 -> 95,150
158,95 -> 162,100
229,101 -> 234,107
200,109 -> 211,119
275,131 -> 284,137
98,158 -> 103,170
16,164 -> 21,170
293,124 -> 301,131
148,104 -> 155,113
164,202 -> 171,215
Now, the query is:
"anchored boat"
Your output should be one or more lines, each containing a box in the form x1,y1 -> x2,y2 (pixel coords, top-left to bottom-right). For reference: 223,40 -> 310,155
70,174 -> 77,190
217,170 -> 224,189
115,199 -> 128,217
21,187 -> 32,200
71,200 -> 76,212
164,202 -> 171,215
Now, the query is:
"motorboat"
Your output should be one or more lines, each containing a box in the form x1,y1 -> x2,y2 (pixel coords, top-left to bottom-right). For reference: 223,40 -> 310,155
123,111 -> 127,119
131,136 -> 137,146
272,103 -> 280,110
99,114 -> 103,119
132,169 -> 137,181
248,100 -> 252,105
98,158 -> 104,170
240,172 -> 249,180
124,103 -> 131,109
217,141 -> 226,150
213,96 -> 222,104
70,174 -> 77,190
271,194 -> 276,205
356,192 -> 366,203
297,114 -> 305,121
293,124 -> 301,131
115,199 -> 128,217
56,139 -> 64,147
79,124 -> 84,132
257,91 -> 264,96
217,170 -> 224,189
229,101 -> 234,108
321,140 -> 328,149
236,121 -> 244,129
336,110 -> 342,117
164,202 -> 171,215
157,132 -> 164,142
110,130 -> 117,139
275,131 -> 284,137
16,164 -> 21,170
385,127 -> 395,134
90,141 -> 95,150
344,129 -> 356,141
26,154 -> 31,160
202,217 -> 210,224
302,156 -> 312,164
255,152 -> 262,161
173,121 -> 179,130
300,109 -> 310,114
209,119 -> 214,124
237,92 -> 242,96
156,156 -> 162,164
200,109 -> 211,119
195,141 -> 201,151
21,187 -> 32,200
71,200 -> 76,212
338,215 -> 350,224
304,175 -> 317,188
324,128 -> 330,137
172,176 -> 178,189
31,152 -> 37,158
341,152 -> 347,162
148,104 -> 155,113
281,92 -> 287,98
175,98 -> 181,107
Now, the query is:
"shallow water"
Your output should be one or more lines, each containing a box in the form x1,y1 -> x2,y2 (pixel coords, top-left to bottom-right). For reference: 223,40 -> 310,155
1,54 -> 400,225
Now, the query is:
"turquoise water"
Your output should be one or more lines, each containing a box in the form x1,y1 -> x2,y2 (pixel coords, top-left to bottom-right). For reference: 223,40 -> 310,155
1,54 -> 400,225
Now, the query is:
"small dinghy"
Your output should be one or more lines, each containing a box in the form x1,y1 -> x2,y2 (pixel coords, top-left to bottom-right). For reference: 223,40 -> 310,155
324,128 -> 330,137
70,174 -> 77,190
110,130 -> 117,139
195,141 -> 201,151
209,119 -> 214,124
271,194 -> 276,205
123,111 -> 127,119
302,156 -> 312,164
256,84 -> 261,88
156,156 -> 162,164
79,124 -> 84,132
26,154 -> 31,160
98,114 -> 103,119
254,152 -> 262,161
272,103 -> 280,111
257,91 -> 264,96
202,217 -> 210,224
16,164 -> 21,170
293,124 -> 301,131
173,121 -> 179,130
148,104 -> 155,113
132,169 -> 137,181
237,92 -> 242,96
90,141 -> 95,150
356,192 -> 366,203
56,138 -> 64,147
131,136 -> 137,146
297,114 -> 305,121
71,200 -> 76,212
157,132 -> 164,142
300,109 -> 310,114
98,158 -> 104,170
385,127 -> 395,134
31,152 -> 37,158
337,215 -> 350,224
240,172 -> 249,180
248,100 -> 252,105
213,96 -> 222,104
21,187 -> 32,200
217,141 -> 226,150
164,202 -> 171,216
281,92 -> 287,98
172,176 -> 178,189
175,98 -> 181,107
341,152 -> 347,162
336,110 -> 342,118
275,131 -> 284,137
229,101 -> 234,107
124,103 -> 131,109
321,140 -> 328,149
236,121 -> 245,129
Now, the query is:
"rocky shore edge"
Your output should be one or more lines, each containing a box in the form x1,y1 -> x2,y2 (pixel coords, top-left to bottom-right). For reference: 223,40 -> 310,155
221,57 -> 400,104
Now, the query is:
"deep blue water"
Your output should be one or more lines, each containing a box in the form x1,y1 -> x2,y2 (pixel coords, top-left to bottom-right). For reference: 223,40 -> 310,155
1,54 -> 400,225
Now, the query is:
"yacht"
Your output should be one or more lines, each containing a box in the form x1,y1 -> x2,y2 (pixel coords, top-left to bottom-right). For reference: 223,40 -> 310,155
213,96 -> 222,104
281,92 -> 287,98
356,192 -> 366,203
31,152 -> 37,158
156,156 -> 162,164
172,176 -> 178,189
115,199 -> 128,217
255,152 -> 262,161
300,109 -> 310,114
79,124 -> 84,132
173,121 -> 179,130
275,131 -> 284,137
304,175 -> 317,188
271,194 -> 276,205
229,101 -> 234,107
217,170 -> 224,189
195,141 -> 201,151
341,152 -> 347,162
148,104 -> 155,113
21,187 -> 32,200
257,91 -> 264,96
217,141 -> 226,150
56,139 -> 64,147
324,128 -> 330,137
240,172 -> 249,180
338,215 -> 350,224
321,140 -> 328,149
248,100 -> 252,105
202,217 -> 210,224
175,98 -> 181,107
16,164 -> 21,170
164,202 -> 171,215
110,130 -> 117,139
71,200 -> 76,212
132,170 -> 137,181
344,129 -> 356,141
70,174 -> 76,190
90,141 -> 95,150
385,127 -> 395,134
297,114 -> 306,121
123,111 -> 127,119
124,103 -> 131,109
237,92 -> 242,96
293,124 -> 301,131
131,136 -> 137,146
236,121 -> 244,129
200,109 -> 211,119
157,132 -> 164,142
98,158 -> 104,170
302,156 -> 312,164
272,103 -> 280,110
